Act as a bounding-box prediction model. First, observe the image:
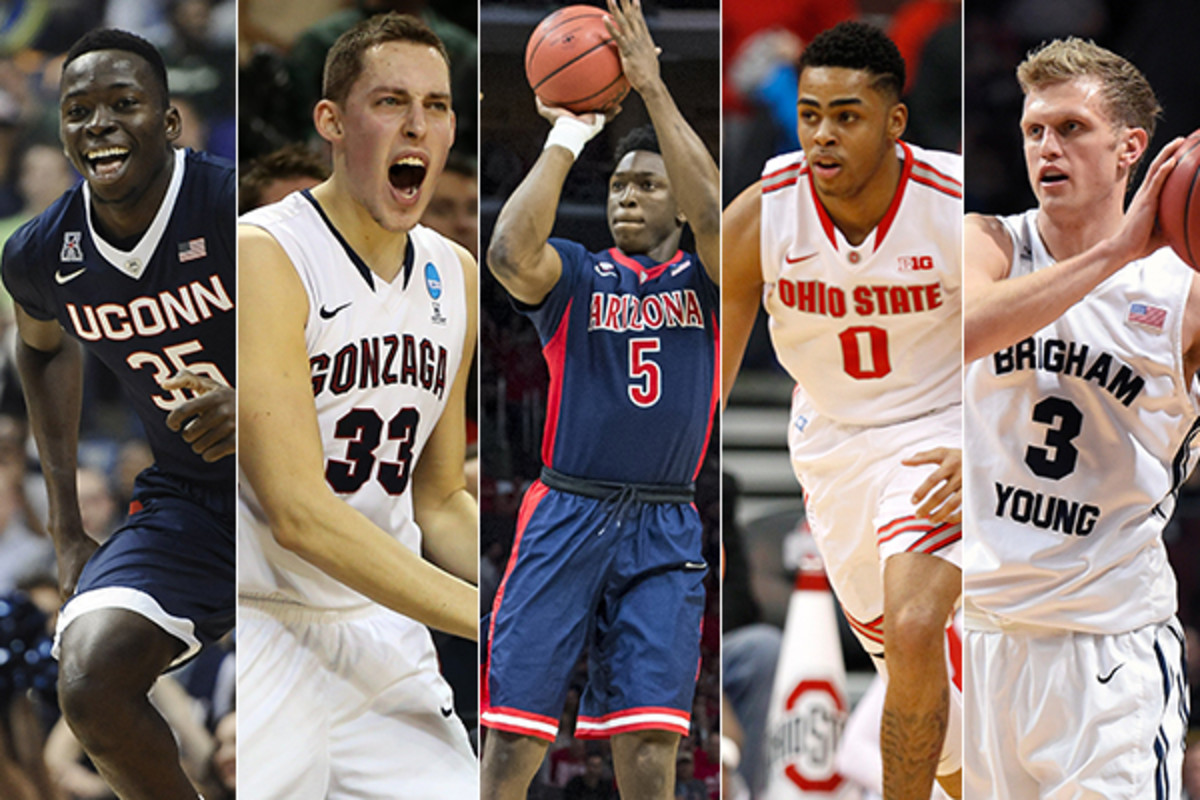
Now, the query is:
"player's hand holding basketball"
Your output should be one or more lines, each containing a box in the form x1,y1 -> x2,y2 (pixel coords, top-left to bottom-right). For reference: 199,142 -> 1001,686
163,370 -> 235,462
1111,136 -> 1187,265
605,0 -> 663,97
903,447 -> 963,525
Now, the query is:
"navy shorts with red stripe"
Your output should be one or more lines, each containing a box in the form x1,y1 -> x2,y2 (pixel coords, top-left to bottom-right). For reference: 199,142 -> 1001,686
482,479 -> 707,741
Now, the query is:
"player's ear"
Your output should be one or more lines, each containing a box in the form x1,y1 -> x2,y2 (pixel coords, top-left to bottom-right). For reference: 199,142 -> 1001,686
888,101 -> 908,141
1118,126 -> 1149,172
164,104 -> 182,143
314,99 -> 344,143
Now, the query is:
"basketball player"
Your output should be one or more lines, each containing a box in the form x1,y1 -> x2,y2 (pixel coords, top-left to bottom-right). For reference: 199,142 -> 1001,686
479,0 -> 718,796
963,38 -> 1198,798
1,29 -> 235,800
237,13 -> 478,798
723,21 -> 964,800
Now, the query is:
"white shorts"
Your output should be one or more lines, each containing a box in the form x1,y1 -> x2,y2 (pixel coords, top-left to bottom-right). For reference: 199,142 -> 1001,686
965,619 -> 1187,799
788,398 -> 964,775
237,599 -> 477,799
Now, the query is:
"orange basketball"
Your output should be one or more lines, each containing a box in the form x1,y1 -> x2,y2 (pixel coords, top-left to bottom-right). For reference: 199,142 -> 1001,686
1159,129 -> 1200,270
525,5 -> 630,114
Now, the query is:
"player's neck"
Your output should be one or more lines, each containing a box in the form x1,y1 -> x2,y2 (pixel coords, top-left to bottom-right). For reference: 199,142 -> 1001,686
817,150 -> 901,247
619,233 -> 681,265
1035,190 -> 1125,260
89,148 -> 175,244
311,180 -> 409,284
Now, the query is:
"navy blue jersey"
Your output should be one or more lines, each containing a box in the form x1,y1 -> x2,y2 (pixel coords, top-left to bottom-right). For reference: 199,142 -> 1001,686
520,240 -> 718,485
2,149 -> 235,485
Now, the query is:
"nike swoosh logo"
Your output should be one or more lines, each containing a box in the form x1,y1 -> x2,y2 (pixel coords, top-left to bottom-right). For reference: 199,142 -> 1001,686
54,267 -> 86,284
683,561 -> 708,570
319,302 -> 352,320
785,252 -> 818,264
440,705 -> 454,718
1097,663 -> 1124,684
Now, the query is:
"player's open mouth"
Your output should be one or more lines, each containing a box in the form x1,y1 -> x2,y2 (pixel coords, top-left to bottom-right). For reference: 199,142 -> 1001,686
811,157 -> 841,178
1039,170 -> 1068,185
84,146 -> 131,178
388,156 -> 427,199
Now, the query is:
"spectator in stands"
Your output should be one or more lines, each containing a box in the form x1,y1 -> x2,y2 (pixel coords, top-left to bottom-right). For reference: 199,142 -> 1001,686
238,142 -> 329,214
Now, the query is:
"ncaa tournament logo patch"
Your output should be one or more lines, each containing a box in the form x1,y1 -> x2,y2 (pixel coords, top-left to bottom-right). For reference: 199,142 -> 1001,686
424,262 -> 446,325
61,231 -> 83,262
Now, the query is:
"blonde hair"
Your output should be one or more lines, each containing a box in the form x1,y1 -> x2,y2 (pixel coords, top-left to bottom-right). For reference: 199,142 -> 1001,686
1017,37 -> 1161,140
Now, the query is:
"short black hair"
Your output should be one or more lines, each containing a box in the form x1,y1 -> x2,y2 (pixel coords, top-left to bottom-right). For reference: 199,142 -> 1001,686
798,21 -> 906,101
63,29 -> 170,106
612,124 -> 660,168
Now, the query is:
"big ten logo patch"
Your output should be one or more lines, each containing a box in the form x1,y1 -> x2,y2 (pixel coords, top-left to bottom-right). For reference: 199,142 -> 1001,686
898,254 -> 934,272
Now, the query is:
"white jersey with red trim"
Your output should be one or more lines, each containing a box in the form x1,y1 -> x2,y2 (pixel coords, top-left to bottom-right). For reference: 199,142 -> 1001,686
237,191 -> 468,610
964,208 -> 1200,634
760,141 -> 962,426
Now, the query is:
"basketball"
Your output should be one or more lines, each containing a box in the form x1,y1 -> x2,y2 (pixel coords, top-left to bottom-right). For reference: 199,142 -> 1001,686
525,5 -> 630,114
1159,130 -> 1200,270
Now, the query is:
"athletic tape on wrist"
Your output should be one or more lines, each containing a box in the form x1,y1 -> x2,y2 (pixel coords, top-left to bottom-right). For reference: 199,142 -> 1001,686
544,114 -> 605,159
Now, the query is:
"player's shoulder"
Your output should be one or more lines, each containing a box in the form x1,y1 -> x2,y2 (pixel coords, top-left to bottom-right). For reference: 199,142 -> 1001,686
1138,244 -> 1195,280
180,148 -> 235,214
761,150 -> 807,192
903,142 -> 962,199
239,190 -> 310,230
3,182 -> 83,269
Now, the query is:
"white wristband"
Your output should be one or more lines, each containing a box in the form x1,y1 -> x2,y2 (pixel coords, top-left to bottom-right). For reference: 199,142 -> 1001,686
721,735 -> 741,770
544,114 -> 606,159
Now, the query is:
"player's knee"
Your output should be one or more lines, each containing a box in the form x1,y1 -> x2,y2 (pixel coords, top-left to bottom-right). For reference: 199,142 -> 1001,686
614,729 -> 677,792
482,730 -> 546,786
885,600 -> 948,668
58,648 -> 127,750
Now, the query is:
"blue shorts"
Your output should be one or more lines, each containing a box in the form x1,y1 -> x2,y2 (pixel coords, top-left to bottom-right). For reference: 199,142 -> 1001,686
55,465 -> 235,669
482,474 -> 707,741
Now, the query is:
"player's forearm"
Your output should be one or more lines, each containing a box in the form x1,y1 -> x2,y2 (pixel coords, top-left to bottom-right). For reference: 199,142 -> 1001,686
15,338 -> 85,538
487,148 -> 574,282
640,80 -> 720,246
270,496 -> 478,640
417,486 -> 479,585
965,238 -> 1129,362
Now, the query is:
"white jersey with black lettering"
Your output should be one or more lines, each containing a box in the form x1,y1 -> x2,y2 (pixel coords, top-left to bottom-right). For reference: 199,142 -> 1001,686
760,141 -> 962,426
964,208 -> 1200,633
237,191 -> 468,609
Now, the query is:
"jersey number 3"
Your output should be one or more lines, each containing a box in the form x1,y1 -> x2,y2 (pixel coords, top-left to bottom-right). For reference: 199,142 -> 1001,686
1025,397 -> 1082,479
326,407 -> 421,494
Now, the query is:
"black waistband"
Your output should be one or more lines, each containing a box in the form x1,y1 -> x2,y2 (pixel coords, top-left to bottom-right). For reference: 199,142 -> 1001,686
540,467 -> 694,504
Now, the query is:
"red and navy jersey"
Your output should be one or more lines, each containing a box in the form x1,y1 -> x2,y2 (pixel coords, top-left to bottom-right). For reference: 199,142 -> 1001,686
519,239 -> 719,485
2,149 -> 235,485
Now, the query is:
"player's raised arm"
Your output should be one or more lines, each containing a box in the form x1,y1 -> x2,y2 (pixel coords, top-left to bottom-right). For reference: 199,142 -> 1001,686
238,225 -> 477,641
965,137 -> 1186,362
721,182 -> 764,408
488,101 -> 607,305
606,0 -> 719,280
10,307 -> 93,597
414,242 -> 479,585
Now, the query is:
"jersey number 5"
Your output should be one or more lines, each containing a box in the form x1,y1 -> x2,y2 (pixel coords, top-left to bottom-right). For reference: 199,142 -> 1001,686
839,325 -> 891,379
628,337 -> 661,407
326,407 -> 421,494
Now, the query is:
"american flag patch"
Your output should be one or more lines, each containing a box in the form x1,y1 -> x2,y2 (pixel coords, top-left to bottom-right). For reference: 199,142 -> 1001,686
1128,301 -> 1167,330
178,237 -> 207,262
